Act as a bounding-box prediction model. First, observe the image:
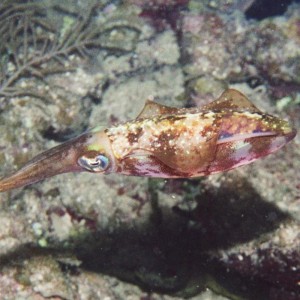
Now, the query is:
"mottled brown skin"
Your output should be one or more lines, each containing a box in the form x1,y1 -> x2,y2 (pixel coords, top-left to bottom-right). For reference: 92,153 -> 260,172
105,90 -> 295,177
0,89 -> 296,192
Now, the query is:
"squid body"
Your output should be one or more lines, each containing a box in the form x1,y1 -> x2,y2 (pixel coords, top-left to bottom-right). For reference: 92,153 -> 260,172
0,89 -> 296,192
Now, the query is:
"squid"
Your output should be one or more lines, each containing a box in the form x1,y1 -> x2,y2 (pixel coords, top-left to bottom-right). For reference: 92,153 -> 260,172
0,89 -> 296,192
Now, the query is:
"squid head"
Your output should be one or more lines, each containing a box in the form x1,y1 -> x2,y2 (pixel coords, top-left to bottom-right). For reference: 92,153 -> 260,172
0,129 -> 115,192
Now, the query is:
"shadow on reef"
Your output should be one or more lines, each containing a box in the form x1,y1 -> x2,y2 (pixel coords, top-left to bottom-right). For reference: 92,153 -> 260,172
72,176 -> 293,299
0,176 -> 296,299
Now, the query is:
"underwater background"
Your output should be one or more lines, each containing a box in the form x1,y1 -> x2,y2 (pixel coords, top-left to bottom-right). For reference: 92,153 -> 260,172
0,0 -> 299,299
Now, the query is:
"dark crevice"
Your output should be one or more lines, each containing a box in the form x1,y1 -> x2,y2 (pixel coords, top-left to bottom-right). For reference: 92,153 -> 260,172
245,0 -> 299,20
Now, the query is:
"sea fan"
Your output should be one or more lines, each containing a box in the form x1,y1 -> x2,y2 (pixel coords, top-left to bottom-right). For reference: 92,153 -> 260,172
0,0 -> 141,101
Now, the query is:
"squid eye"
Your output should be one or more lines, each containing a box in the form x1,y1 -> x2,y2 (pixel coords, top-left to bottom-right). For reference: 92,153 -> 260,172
78,154 -> 110,172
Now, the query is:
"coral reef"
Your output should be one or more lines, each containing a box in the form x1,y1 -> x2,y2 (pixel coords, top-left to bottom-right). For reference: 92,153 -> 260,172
181,4 -> 300,86
0,0 -> 299,299
0,0 -> 141,101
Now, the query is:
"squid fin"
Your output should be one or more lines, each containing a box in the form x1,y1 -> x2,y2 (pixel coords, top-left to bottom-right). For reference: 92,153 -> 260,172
137,99 -> 179,119
201,89 -> 261,112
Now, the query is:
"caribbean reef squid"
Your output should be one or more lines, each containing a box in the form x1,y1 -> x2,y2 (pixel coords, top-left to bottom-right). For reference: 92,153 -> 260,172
0,89 -> 296,192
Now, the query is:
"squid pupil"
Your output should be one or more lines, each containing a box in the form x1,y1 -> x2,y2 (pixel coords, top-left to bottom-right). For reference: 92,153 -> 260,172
94,155 -> 108,169
78,154 -> 109,172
